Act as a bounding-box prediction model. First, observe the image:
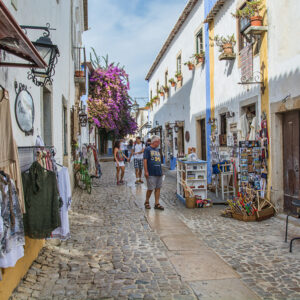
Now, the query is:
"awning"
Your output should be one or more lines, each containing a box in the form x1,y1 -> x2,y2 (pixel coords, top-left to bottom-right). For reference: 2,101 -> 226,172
0,1 -> 47,68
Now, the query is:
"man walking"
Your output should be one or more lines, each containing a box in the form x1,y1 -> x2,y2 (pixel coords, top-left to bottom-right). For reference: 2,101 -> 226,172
143,135 -> 164,210
132,137 -> 145,184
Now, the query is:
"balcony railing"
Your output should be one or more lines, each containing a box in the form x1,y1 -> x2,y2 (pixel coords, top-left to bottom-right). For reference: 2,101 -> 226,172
74,46 -> 86,78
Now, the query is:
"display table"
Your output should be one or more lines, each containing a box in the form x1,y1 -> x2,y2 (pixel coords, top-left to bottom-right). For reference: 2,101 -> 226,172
176,159 -> 207,204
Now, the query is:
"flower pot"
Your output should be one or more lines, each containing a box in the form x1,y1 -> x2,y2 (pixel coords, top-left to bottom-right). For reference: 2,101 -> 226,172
176,75 -> 182,81
250,15 -> 263,27
171,82 -> 176,87
75,70 -> 84,77
222,43 -> 233,55
197,56 -> 204,64
188,64 -> 194,70
160,92 -> 164,97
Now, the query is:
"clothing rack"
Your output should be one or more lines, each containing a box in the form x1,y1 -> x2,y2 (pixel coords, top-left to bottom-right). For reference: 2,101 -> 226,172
18,146 -> 54,172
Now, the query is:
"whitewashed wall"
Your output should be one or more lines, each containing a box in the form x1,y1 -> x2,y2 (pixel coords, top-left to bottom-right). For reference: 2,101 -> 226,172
0,0 -> 85,172
267,0 -> 300,104
148,0 -> 206,155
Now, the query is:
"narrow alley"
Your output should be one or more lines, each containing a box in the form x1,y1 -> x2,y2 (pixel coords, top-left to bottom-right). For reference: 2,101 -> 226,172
11,162 -> 300,300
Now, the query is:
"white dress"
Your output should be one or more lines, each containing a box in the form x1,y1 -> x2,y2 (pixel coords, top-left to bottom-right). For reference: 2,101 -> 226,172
51,167 -> 71,240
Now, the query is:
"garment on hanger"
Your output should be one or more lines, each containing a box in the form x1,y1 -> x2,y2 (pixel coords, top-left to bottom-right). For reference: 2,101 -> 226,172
249,117 -> 257,141
0,90 -> 25,213
22,161 -> 61,239
51,167 -> 71,240
0,173 -> 25,268
87,147 -> 96,176
238,113 -> 248,141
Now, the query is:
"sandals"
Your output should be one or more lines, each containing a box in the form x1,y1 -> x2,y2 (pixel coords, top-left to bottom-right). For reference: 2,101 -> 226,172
154,204 -> 164,210
144,202 -> 151,209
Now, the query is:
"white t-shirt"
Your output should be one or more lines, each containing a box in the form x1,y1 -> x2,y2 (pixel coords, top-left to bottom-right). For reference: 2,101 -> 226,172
133,143 -> 145,159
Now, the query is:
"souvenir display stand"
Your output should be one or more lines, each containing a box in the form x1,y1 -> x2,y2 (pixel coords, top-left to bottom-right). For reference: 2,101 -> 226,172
176,159 -> 208,206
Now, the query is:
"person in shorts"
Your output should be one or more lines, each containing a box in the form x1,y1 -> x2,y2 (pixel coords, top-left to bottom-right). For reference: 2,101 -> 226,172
143,135 -> 164,210
132,137 -> 145,184
114,140 -> 128,185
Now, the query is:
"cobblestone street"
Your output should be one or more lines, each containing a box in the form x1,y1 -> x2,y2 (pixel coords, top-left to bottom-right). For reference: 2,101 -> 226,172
11,162 -> 300,300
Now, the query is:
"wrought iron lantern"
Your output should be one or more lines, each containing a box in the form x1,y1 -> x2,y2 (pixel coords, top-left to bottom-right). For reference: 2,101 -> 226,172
79,108 -> 88,127
174,124 -> 179,133
20,24 -> 60,87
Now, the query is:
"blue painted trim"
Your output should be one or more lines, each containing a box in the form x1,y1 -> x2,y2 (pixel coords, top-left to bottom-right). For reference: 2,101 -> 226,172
204,1 -> 212,184
176,193 -> 186,205
178,159 -> 207,164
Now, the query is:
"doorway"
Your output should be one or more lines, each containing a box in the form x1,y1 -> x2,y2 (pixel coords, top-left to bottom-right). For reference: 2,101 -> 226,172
196,118 -> 206,160
283,110 -> 300,213
177,126 -> 184,155
42,88 -> 52,146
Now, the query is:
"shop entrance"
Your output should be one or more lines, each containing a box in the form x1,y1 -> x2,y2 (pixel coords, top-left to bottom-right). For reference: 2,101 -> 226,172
283,110 -> 300,213
196,118 -> 206,160
177,126 -> 185,155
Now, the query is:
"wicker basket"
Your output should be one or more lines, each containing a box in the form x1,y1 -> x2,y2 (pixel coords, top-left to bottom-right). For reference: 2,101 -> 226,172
232,212 -> 257,222
185,196 -> 196,209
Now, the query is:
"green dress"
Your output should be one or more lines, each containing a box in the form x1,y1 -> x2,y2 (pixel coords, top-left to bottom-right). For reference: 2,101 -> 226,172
22,161 -> 62,239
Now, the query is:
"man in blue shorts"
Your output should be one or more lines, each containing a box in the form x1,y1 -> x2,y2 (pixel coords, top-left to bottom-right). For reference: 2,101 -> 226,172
143,135 -> 164,210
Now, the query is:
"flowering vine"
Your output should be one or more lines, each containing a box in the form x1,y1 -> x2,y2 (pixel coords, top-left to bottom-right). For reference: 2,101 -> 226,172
87,62 -> 137,137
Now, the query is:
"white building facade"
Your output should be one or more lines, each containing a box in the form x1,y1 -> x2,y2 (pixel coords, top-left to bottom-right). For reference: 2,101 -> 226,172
0,0 -> 88,181
146,0 -> 300,211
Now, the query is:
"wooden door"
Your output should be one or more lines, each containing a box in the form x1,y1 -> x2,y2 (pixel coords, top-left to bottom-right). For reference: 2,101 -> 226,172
283,111 -> 300,212
200,119 -> 206,160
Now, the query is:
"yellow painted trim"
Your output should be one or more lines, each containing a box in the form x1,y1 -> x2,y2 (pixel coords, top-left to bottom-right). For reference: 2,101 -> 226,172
209,20 -> 215,118
0,238 -> 44,300
260,0 -> 271,197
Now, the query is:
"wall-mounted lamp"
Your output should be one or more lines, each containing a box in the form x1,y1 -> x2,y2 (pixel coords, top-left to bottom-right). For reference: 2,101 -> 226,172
20,24 -> 60,87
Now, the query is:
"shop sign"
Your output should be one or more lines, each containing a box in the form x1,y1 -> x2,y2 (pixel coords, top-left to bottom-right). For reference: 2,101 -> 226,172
14,81 -> 34,136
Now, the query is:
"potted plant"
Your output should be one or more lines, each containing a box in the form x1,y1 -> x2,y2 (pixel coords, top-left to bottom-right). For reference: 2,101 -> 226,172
169,78 -> 176,87
232,0 -> 264,27
159,88 -> 165,97
193,51 -> 205,64
184,61 -> 195,70
153,95 -> 159,103
145,101 -> 151,109
175,72 -> 182,81
163,85 -> 169,93
214,34 -> 236,55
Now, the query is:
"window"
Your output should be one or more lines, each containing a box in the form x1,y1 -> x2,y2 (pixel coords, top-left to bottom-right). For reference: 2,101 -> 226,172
156,81 -> 159,94
237,2 -> 251,51
165,71 -> 168,86
196,29 -> 204,54
176,54 -> 181,74
63,106 -> 68,155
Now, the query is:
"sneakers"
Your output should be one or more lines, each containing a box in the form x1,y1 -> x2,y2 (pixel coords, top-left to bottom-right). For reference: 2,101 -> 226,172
135,180 -> 140,184
139,179 -> 144,183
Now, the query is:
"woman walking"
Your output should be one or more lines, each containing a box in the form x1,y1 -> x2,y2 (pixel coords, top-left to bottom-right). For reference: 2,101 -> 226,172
114,141 -> 128,185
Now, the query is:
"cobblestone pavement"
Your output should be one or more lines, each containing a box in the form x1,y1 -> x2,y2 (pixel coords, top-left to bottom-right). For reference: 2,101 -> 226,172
11,162 -> 196,300
161,170 -> 300,300
10,162 -> 300,300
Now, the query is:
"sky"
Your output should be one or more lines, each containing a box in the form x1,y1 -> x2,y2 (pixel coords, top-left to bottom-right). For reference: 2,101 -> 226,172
83,0 -> 189,106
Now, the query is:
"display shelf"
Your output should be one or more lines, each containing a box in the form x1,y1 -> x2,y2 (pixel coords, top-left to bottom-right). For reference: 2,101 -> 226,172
177,159 -> 208,202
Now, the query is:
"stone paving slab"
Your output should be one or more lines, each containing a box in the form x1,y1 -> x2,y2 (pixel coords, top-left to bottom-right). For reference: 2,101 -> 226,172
161,235 -> 208,251
189,278 -> 261,300
168,251 -> 240,281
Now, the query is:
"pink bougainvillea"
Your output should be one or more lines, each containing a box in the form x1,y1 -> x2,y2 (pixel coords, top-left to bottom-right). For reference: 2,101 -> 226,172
88,65 -> 137,137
